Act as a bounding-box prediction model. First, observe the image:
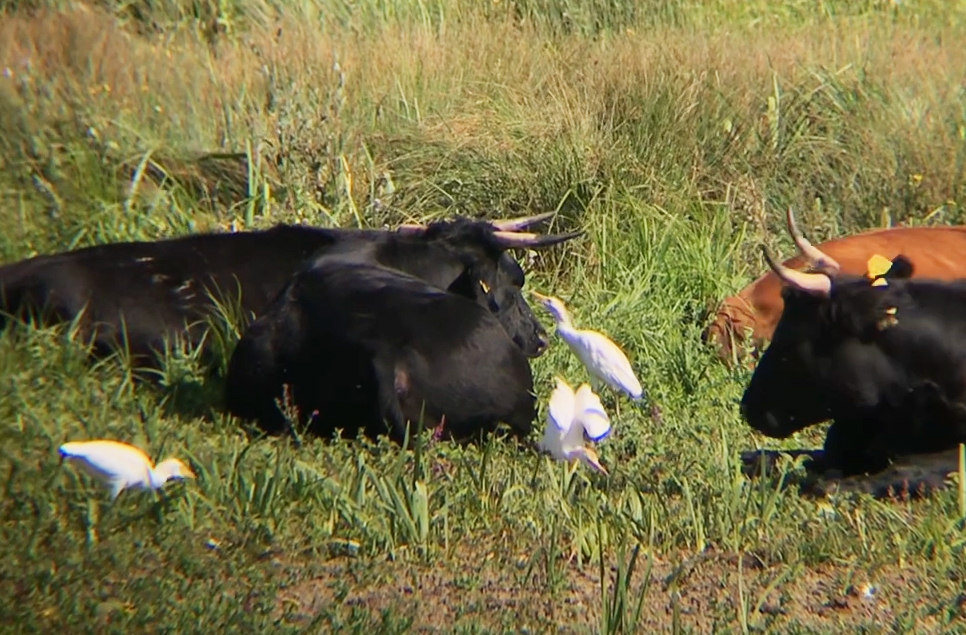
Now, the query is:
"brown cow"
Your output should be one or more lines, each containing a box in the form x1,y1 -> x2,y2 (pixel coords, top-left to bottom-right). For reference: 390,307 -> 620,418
705,210 -> 966,365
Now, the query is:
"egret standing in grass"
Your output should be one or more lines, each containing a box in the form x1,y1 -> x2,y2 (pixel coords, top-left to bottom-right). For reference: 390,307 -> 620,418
531,291 -> 644,401
59,440 -> 196,500
540,377 -> 612,474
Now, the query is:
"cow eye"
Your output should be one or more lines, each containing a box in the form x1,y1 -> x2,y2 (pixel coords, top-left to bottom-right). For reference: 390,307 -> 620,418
479,280 -> 491,294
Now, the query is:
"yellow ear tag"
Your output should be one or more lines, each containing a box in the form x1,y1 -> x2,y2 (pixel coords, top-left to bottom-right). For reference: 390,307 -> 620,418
867,254 -> 893,278
479,280 -> 491,294
866,254 -> 893,286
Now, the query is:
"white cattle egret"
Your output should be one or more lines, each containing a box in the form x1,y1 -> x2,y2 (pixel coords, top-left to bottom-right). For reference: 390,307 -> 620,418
539,377 -> 612,474
59,440 -> 196,500
531,292 -> 644,400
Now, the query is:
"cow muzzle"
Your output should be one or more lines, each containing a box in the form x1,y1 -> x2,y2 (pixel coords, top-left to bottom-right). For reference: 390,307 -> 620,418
535,332 -> 549,356
740,400 -> 797,439
519,331 -> 549,358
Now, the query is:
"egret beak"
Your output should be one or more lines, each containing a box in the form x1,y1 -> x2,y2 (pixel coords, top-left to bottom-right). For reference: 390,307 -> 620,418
530,291 -> 556,313
582,447 -> 608,475
172,459 -> 197,479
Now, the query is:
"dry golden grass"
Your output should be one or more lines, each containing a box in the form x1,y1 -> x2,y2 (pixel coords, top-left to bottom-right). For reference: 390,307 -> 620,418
4,6 -> 961,161
2,4 -> 961,250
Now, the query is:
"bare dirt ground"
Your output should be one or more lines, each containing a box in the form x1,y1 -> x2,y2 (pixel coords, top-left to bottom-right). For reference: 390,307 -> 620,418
272,542 -> 966,634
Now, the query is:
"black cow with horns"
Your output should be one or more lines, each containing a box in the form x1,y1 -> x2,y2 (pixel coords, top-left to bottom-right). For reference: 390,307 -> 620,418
225,250 -> 539,443
0,213 -> 579,365
739,208 -> 966,497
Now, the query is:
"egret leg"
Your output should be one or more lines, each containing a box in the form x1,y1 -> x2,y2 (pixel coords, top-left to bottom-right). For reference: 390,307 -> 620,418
566,544 -> 578,565
85,497 -> 101,548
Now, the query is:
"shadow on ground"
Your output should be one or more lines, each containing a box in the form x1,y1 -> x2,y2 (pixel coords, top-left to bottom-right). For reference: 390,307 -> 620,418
740,447 -> 960,500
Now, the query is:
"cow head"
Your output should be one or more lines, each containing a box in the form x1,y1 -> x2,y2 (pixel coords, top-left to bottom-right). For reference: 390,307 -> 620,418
392,213 -> 582,358
702,296 -> 760,366
739,208 -> 916,438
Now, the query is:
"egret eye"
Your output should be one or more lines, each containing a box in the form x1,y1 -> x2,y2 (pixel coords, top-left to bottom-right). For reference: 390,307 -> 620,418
479,280 -> 491,294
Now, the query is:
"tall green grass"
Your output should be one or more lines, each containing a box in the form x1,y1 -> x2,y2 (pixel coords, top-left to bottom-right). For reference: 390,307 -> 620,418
2,0 -> 966,632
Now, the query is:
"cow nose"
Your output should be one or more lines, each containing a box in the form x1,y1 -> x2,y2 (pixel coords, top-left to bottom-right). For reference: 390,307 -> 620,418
535,332 -> 549,355
766,412 -> 781,432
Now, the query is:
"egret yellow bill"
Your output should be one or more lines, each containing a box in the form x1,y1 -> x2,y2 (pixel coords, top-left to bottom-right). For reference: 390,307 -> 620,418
539,377 -> 612,474
531,292 -> 644,400
59,440 -> 195,500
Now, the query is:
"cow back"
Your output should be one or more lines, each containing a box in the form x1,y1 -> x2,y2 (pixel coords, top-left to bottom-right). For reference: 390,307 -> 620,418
707,225 -> 966,362
225,255 -> 536,441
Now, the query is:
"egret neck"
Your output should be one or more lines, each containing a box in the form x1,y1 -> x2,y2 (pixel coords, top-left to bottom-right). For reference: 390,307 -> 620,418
150,458 -> 194,490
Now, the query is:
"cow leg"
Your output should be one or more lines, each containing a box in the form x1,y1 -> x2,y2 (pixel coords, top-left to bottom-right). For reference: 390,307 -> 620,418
821,418 -> 892,476
503,393 -> 537,445
804,447 -> 960,500
825,384 -> 965,474
895,381 -> 966,455
368,355 -> 410,444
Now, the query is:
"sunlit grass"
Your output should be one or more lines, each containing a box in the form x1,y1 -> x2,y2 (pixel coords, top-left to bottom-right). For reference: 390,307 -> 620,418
1,0 -> 966,633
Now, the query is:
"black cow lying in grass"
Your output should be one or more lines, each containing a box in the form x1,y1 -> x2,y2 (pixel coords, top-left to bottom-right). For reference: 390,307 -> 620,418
225,251 -> 537,443
739,209 -> 966,498
0,213 -> 579,366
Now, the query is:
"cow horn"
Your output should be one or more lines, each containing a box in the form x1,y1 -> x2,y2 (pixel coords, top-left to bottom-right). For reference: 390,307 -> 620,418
489,212 -> 556,231
762,246 -> 832,296
397,212 -> 556,234
491,229 -> 584,249
785,208 -> 841,276
395,224 -> 426,235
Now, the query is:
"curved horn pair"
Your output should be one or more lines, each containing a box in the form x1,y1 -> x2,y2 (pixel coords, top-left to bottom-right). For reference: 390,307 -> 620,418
396,224 -> 426,235
489,211 -> 556,231
398,212 -> 556,234
491,229 -> 584,250
395,214 -> 583,249
497,212 -> 589,249
784,207 -> 841,276
762,208 -> 841,296
761,246 -> 831,296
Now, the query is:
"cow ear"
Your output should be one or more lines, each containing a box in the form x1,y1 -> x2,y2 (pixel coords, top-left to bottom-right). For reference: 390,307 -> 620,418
885,255 -> 914,279
430,259 -> 472,293
445,268 -> 475,298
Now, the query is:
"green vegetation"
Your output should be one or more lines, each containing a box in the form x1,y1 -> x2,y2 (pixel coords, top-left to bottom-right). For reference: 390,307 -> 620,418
2,0 -> 966,632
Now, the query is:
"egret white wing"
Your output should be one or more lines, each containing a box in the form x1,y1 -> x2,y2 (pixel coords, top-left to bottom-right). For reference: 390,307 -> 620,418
575,331 -> 643,399
547,378 -> 577,434
560,417 -> 588,456
59,440 -> 153,496
574,384 -> 612,441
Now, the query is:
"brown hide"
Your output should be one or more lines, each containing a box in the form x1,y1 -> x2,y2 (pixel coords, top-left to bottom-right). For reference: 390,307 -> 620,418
706,225 -> 966,364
